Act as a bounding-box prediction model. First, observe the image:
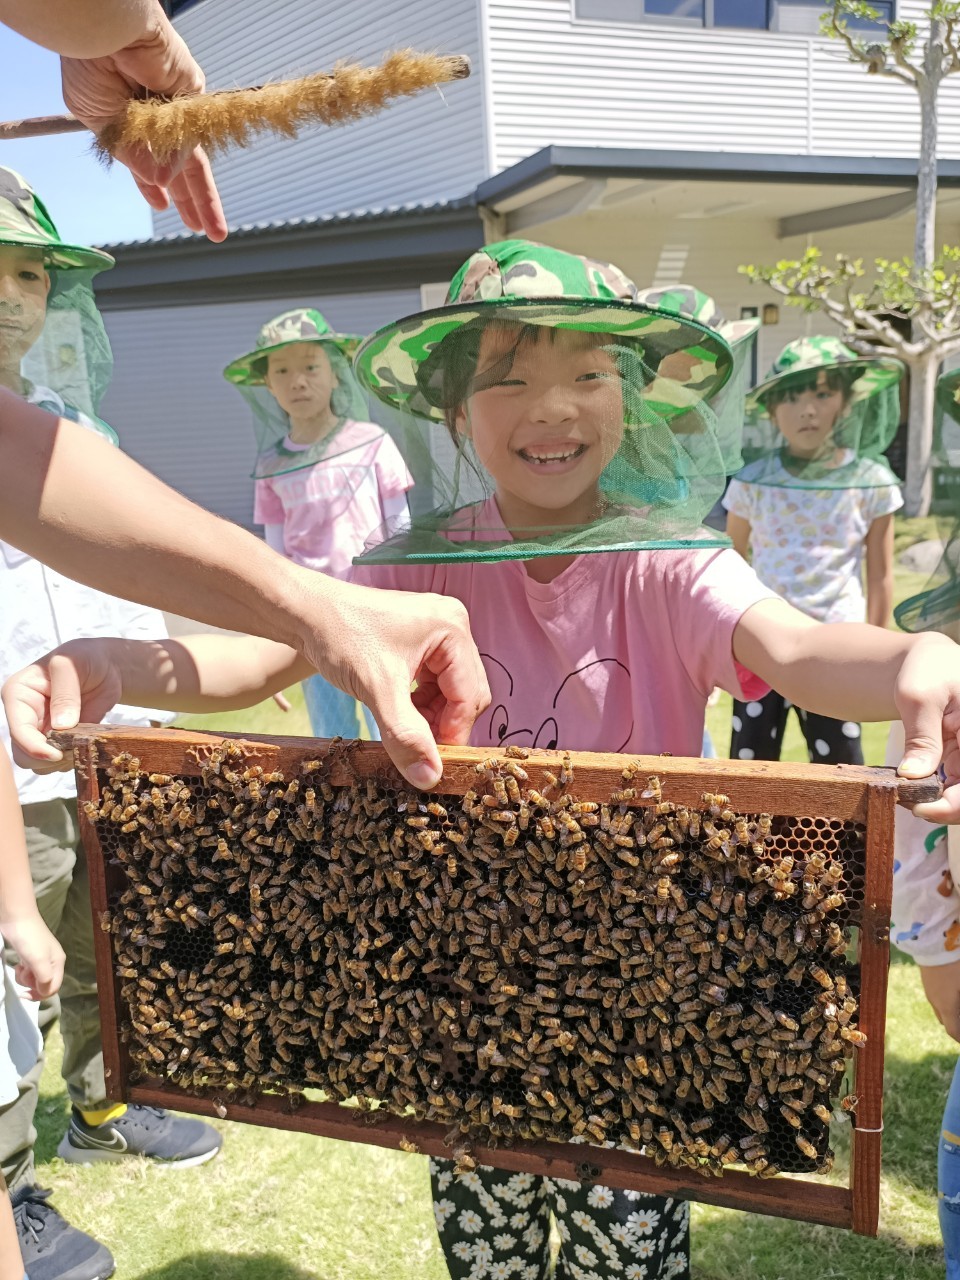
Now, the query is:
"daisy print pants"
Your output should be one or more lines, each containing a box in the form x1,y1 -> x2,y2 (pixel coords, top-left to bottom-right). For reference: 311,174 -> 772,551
430,1159 -> 689,1280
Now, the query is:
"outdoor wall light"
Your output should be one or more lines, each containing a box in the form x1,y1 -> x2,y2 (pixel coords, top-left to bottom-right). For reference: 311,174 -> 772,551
762,303 -> 780,326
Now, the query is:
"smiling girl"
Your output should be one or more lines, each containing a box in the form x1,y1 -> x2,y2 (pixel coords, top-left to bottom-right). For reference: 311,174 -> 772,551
723,336 -> 905,766
8,244 -> 960,1280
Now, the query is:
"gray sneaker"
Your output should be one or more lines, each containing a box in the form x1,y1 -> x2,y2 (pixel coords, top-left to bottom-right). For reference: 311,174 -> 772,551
11,1186 -> 114,1280
57,1104 -> 221,1168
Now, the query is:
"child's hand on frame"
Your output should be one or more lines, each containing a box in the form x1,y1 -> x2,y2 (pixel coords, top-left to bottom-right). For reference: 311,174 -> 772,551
920,959 -> 960,1044
894,635 -> 960,823
1,638 -> 125,773
2,914 -> 65,1001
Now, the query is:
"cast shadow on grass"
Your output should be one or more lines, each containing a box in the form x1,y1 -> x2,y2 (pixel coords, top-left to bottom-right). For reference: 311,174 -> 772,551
138,1254 -> 317,1280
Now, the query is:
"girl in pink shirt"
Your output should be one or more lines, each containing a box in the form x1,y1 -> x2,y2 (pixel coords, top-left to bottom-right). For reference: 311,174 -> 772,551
12,243 -> 960,1280
224,308 -> 412,740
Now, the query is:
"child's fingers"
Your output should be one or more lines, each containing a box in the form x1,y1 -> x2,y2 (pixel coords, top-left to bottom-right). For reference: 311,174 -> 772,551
913,780 -> 960,824
14,954 -> 64,1002
1,675 -> 61,767
897,717 -> 947,781
46,652 -> 86,731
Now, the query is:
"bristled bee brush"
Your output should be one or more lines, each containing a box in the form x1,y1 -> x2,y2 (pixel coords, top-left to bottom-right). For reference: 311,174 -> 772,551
0,50 -> 471,160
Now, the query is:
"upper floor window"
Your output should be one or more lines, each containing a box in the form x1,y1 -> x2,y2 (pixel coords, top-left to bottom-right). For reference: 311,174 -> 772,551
159,0 -> 206,17
573,0 -> 894,31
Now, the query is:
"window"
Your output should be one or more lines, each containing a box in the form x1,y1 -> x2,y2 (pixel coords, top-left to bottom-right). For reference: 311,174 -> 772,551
159,0 -> 206,17
574,0 -> 894,30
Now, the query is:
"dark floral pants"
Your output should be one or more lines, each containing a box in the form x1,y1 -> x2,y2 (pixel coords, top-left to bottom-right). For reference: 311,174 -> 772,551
431,1158 -> 690,1280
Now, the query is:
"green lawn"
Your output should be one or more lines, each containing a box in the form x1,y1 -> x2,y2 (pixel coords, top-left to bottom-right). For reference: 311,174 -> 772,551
30,514 -> 952,1279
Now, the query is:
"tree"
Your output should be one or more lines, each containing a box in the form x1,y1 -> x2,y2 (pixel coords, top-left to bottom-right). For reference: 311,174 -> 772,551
742,1 -> 960,516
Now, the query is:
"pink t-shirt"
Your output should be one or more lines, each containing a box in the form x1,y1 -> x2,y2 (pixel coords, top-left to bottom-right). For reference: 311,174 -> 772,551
351,502 -> 775,755
253,420 -> 412,579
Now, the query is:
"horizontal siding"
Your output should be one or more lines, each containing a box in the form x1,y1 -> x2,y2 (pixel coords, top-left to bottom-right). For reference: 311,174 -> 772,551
487,0 -> 960,170
98,289 -> 419,529
153,0 -> 486,235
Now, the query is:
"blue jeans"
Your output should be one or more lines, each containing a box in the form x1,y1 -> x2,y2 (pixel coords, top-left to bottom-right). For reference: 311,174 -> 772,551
940,1057 -> 960,1278
301,673 -> 379,741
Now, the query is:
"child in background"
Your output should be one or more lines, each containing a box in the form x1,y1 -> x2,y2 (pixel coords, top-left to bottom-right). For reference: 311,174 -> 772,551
723,337 -> 904,765
6,242 -> 960,1280
889,372 -> 960,1279
223,309 -> 412,740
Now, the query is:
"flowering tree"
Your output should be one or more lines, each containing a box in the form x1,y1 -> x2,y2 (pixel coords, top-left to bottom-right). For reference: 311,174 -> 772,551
742,1 -> 960,516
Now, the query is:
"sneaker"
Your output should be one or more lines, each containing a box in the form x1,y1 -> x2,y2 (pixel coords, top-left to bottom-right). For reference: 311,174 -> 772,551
57,1105 -> 222,1168
11,1186 -> 114,1280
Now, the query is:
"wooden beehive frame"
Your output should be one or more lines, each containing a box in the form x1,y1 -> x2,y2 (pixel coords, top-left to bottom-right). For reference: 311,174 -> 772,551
63,724 -> 930,1236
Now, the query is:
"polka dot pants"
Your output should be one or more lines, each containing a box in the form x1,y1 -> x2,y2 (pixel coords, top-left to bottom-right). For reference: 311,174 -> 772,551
431,1158 -> 690,1280
730,690 -> 863,766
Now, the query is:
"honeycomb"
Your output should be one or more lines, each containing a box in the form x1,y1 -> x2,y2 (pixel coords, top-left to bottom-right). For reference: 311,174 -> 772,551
90,742 -> 866,1180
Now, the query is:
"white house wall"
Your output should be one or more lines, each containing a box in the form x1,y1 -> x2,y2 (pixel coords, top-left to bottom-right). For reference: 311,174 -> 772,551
98,288 -> 419,530
486,0 -> 960,170
154,0 -> 486,234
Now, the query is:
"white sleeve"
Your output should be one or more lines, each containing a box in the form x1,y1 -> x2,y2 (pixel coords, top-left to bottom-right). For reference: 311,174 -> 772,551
263,524 -> 286,554
886,722 -> 959,964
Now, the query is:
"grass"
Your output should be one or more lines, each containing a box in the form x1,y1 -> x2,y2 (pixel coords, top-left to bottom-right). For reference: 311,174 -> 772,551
31,514 -> 951,1278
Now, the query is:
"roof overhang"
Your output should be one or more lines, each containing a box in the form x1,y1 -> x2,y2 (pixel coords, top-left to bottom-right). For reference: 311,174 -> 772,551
476,146 -> 960,239
94,201 -> 485,310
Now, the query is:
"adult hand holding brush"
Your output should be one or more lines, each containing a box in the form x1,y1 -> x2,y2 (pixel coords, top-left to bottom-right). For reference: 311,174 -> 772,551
1,0 -> 471,242
2,0 -> 228,240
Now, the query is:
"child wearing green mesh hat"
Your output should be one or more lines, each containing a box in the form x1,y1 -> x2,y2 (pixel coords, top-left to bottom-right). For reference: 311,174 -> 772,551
724,335 -> 904,767
9,242 -> 960,1280
224,308 -> 412,741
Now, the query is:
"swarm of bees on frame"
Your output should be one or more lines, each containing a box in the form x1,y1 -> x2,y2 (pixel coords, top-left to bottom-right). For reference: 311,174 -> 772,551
90,742 -> 867,1180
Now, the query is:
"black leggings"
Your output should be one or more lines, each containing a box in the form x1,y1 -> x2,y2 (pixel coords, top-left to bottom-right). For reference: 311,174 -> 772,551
730,689 -> 864,765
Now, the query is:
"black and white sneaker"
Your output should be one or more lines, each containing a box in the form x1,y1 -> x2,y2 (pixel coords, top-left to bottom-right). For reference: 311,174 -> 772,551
57,1104 -> 222,1168
11,1185 -> 115,1280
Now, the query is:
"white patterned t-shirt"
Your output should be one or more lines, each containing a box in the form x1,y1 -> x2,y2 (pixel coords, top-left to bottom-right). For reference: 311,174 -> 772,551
722,455 -> 903,623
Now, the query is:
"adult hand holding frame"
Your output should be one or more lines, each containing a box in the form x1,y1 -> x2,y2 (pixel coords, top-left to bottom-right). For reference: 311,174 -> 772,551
0,50 -> 472,157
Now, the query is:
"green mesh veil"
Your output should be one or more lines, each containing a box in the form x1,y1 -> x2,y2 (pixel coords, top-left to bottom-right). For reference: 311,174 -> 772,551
635,284 -> 759,477
0,166 -> 115,436
894,516 -> 960,639
739,336 -> 903,489
935,367 -> 960,471
223,309 -> 377,479
352,241 -> 736,566
21,267 -> 115,426
896,371 -> 960,638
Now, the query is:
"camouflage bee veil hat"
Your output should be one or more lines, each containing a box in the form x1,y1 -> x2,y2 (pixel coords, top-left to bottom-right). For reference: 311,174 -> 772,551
223,307 -> 375,479
353,239 -> 736,565
635,284 -> 759,476
740,335 -> 904,489
0,165 -> 115,425
895,370 -> 960,638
